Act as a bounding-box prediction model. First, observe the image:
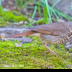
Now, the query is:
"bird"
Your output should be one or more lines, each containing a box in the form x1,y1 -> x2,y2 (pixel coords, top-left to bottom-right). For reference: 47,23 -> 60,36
8,22 -> 72,55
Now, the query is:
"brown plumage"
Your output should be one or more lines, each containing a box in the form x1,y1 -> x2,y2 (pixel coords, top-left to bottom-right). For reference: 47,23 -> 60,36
9,22 -> 72,55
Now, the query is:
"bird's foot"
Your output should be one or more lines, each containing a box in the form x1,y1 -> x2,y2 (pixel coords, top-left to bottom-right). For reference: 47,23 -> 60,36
43,43 -> 57,56
44,50 -> 57,56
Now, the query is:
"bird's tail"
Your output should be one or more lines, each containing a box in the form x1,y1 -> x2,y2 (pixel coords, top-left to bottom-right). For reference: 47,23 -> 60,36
9,30 -> 36,38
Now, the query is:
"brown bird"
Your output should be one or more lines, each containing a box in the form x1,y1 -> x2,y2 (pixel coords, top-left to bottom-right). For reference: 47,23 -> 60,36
9,22 -> 72,55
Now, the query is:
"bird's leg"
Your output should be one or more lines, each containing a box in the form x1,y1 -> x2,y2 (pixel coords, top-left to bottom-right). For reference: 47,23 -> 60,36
42,43 -> 57,55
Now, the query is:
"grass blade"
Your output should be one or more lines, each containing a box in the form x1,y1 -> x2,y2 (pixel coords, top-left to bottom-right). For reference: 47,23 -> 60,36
37,0 -> 41,16
43,4 -> 48,24
29,5 -> 37,26
45,0 -> 52,23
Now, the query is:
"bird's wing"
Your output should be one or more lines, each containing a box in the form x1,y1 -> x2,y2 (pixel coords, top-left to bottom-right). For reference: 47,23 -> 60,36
31,22 -> 70,36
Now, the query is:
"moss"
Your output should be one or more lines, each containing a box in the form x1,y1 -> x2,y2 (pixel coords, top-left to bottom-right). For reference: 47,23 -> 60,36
27,13 -> 32,17
69,48 -> 72,52
0,8 -> 29,27
59,44 -> 65,50
0,37 -> 72,69
0,9 -> 29,22
0,21 -> 12,27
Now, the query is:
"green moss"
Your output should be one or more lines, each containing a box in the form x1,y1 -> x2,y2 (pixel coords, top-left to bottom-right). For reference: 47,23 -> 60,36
0,21 -> 12,27
27,13 -> 32,17
69,48 -> 72,52
0,7 -> 29,27
0,37 -> 71,69
0,10 -> 29,22
59,44 -> 65,50
0,9 -> 29,27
